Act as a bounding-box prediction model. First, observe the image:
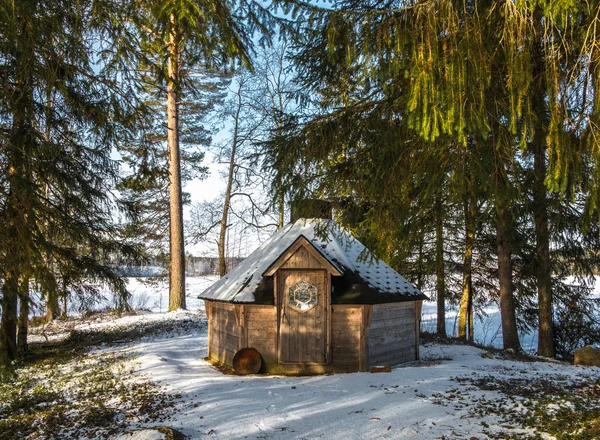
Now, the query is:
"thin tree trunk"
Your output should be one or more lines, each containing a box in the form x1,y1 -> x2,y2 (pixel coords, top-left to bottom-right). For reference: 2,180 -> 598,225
531,7 -> 555,358
468,295 -> 474,342
416,236 -> 424,291
496,198 -> 521,350
278,191 -> 285,228
435,195 -> 446,336
17,275 -> 29,355
458,191 -> 475,340
534,144 -> 553,357
219,83 -> 243,277
167,14 -> 186,311
43,96 -> 57,322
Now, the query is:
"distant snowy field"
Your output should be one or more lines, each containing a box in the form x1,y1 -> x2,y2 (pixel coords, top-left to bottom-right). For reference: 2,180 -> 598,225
29,274 -> 599,354
422,276 -> 600,353
113,276 -> 217,313
28,276 -> 217,317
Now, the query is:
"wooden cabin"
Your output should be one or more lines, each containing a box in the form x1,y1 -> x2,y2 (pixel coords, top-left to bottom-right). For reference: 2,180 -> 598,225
199,208 -> 428,375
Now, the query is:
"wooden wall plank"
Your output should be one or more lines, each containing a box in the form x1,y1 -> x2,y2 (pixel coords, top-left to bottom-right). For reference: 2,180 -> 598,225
245,305 -> 277,364
368,347 -> 415,367
366,302 -> 416,368
368,323 -> 416,336
369,316 -> 414,329
368,338 -> 415,356
331,306 -> 362,322
205,301 -> 213,358
207,302 -> 241,367
415,300 -> 422,360
331,305 -> 361,371
360,305 -> 371,372
370,308 -> 414,322
326,274 -> 331,365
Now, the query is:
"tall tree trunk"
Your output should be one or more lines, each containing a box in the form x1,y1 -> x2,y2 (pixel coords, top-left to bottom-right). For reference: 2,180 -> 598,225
534,144 -> 554,357
61,291 -> 68,318
495,191 -> 521,350
278,190 -> 285,228
43,100 -> 58,323
416,236 -> 424,291
1,272 -> 18,362
167,14 -> 186,311
531,7 -> 555,358
3,25 -> 29,361
435,194 -> 446,336
17,275 -> 29,355
458,189 -> 475,340
46,291 -> 59,321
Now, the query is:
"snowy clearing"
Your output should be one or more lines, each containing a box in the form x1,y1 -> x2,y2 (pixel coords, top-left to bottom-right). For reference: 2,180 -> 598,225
7,276 -> 600,439
10,306 -> 600,440
114,314 -> 600,440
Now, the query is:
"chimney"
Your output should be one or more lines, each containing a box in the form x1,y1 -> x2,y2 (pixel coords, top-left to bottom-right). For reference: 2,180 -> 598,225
290,199 -> 333,223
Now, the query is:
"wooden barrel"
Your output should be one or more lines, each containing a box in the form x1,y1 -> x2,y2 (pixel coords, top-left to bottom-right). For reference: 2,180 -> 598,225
232,347 -> 262,375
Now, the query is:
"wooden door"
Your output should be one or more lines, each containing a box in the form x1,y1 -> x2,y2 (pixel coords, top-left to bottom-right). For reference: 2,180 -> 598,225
278,270 -> 328,364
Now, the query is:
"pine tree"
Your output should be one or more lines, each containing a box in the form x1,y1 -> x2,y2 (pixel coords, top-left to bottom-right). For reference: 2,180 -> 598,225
129,0 -> 284,310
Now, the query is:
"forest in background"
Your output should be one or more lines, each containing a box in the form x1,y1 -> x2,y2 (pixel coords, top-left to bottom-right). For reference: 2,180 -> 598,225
1,0 -> 600,376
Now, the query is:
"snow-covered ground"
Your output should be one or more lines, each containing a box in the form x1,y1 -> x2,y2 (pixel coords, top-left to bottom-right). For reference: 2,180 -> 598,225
14,275 -> 600,439
28,309 -> 599,440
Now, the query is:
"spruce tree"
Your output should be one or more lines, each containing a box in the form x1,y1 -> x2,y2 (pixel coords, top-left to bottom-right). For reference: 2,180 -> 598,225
264,0 -> 600,353
0,0 -> 142,368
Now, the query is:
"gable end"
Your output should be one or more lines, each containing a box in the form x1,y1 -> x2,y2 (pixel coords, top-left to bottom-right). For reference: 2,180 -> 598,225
263,235 -> 343,276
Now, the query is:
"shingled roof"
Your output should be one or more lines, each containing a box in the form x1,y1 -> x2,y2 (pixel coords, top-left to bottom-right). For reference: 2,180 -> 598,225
198,218 -> 428,305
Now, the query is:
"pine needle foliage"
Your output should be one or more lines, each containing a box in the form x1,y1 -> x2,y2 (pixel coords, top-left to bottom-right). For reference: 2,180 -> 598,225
0,0 -> 144,370
263,0 -> 600,355
122,0 -> 295,310
281,0 -> 600,204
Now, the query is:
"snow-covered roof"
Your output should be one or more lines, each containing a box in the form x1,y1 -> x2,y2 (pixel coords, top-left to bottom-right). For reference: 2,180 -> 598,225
198,218 -> 427,304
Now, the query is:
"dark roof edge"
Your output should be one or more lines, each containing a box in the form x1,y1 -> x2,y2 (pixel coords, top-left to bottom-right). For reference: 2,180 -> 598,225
199,296 -> 428,305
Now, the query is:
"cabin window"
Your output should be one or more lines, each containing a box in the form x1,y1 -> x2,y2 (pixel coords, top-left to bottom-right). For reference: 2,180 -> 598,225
288,280 -> 317,312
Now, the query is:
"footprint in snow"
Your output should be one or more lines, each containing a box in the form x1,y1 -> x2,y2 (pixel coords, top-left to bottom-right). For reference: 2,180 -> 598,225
266,404 -> 276,412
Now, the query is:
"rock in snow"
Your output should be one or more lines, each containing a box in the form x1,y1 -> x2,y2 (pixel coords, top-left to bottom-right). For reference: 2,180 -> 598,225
574,345 -> 600,366
112,427 -> 185,440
